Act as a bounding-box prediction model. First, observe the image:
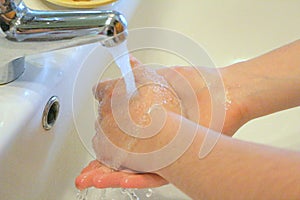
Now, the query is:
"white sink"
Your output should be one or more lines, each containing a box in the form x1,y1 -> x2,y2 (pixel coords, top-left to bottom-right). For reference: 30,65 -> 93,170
1,0 -> 300,199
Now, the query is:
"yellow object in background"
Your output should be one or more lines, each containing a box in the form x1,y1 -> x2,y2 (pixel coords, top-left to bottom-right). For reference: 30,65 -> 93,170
45,0 -> 117,8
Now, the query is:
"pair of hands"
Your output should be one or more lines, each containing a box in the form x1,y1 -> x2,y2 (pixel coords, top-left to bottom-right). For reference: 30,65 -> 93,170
75,56 -> 248,190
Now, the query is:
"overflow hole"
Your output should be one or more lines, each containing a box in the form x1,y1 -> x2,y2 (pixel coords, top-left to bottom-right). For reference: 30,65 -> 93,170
42,96 -> 60,131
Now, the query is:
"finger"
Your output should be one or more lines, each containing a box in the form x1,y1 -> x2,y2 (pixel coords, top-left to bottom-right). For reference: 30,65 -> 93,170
157,66 -> 203,92
156,67 -> 203,122
93,79 -> 118,102
76,166 -> 113,190
129,55 -> 165,86
93,172 -> 128,188
75,170 -> 96,190
80,160 -> 102,174
93,55 -> 140,101
129,55 -> 142,69
120,173 -> 168,189
93,55 -> 141,101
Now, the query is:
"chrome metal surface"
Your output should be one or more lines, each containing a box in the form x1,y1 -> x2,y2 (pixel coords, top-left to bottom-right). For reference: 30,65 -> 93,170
0,0 -> 127,84
42,96 -> 60,130
0,0 -> 22,14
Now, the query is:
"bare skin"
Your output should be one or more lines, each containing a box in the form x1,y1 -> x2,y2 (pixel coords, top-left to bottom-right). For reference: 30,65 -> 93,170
76,55 -> 246,189
76,40 -> 300,199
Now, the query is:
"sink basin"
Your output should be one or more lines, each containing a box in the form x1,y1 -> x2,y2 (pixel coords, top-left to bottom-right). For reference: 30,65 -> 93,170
1,0 -> 300,199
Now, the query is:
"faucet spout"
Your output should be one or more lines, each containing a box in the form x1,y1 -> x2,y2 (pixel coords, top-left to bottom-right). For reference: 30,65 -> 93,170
0,0 -> 127,84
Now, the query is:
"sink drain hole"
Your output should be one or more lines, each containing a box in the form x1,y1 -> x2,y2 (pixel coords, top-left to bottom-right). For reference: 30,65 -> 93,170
42,96 -> 60,130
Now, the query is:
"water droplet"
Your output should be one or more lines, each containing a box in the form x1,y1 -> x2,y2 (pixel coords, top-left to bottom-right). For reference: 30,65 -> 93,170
120,189 -> 140,200
224,90 -> 232,111
153,86 -> 160,93
145,189 -> 153,198
128,189 -> 140,200
76,189 -> 88,200
120,188 -> 127,194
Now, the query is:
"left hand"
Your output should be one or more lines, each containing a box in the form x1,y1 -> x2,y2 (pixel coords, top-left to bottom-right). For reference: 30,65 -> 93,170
76,56 -> 181,190
75,160 -> 168,190
76,56 -> 250,190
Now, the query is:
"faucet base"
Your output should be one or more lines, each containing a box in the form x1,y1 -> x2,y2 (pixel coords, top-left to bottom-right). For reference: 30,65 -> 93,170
0,57 -> 25,85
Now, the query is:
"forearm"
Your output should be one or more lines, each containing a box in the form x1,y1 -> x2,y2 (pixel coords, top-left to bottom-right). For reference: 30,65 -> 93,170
223,40 -> 300,121
157,113 -> 300,199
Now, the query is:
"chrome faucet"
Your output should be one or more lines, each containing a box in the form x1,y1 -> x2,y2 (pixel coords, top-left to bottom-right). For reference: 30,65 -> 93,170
0,0 -> 127,84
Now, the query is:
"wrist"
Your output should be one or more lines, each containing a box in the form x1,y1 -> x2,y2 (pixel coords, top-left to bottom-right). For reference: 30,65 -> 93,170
219,63 -> 254,131
223,55 -> 300,122
222,41 -> 300,121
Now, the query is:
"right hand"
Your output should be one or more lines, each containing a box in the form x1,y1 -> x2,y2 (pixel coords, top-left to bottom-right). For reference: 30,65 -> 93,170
76,57 -> 250,190
156,64 -> 249,136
